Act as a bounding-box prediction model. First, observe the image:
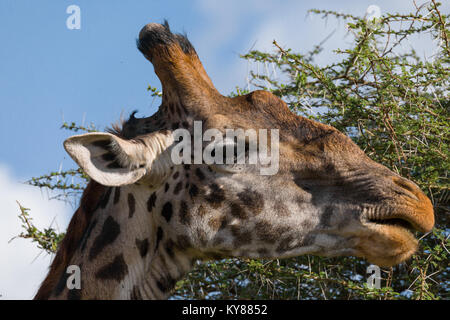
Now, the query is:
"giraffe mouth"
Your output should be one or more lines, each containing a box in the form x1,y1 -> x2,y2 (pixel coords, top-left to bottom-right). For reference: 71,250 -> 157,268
357,215 -> 422,267
367,217 -> 416,234
363,197 -> 434,234
356,198 -> 436,266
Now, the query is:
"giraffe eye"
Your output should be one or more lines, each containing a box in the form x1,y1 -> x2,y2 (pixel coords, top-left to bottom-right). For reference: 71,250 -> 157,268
209,139 -> 250,174
221,144 -> 236,164
222,139 -> 250,165
210,142 -> 245,163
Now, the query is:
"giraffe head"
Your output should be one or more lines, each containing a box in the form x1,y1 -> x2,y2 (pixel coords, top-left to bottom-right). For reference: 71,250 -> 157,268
64,21 -> 434,284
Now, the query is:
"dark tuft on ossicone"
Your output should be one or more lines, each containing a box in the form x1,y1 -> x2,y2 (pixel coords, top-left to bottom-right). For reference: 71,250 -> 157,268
136,20 -> 196,60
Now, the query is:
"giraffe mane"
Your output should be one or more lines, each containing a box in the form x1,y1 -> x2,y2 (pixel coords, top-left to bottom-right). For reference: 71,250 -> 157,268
34,181 -> 106,299
105,115 -> 128,138
106,123 -> 125,138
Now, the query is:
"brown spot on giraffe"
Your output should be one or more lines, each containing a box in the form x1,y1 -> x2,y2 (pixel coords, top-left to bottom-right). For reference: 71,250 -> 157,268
173,181 -> 183,195
147,192 -> 157,212
98,187 -> 112,209
155,227 -> 163,252
130,285 -> 143,300
255,221 -> 279,244
231,225 -> 252,247
161,202 -> 173,222
179,200 -> 190,225
229,202 -> 247,219
128,193 -> 136,218
205,183 -> 226,209
89,216 -> 121,261
156,274 -> 176,293
80,219 -> 98,252
95,254 -> 129,281
237,188 -> 264,215
135,238 -> 149,257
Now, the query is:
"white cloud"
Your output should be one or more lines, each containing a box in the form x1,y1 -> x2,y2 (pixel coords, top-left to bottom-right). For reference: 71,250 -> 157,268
0,165 -> 71,299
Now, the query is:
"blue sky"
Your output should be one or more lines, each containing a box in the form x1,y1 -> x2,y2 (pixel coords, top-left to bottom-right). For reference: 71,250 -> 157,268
0,0 -> 446,299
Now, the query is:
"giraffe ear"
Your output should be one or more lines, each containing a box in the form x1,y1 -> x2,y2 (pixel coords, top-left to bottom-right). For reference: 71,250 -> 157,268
63,132 -> 173,186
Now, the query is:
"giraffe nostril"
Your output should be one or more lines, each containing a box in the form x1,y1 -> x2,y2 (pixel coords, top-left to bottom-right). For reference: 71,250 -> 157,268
387,175 -> 435,233
392,176 -> 420,201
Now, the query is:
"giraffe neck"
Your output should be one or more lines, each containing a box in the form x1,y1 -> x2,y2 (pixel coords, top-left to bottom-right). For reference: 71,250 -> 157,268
41,184 -> 194,299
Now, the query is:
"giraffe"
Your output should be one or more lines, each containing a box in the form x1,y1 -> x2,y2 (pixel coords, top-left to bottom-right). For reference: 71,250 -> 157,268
34,21 -> 434,300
